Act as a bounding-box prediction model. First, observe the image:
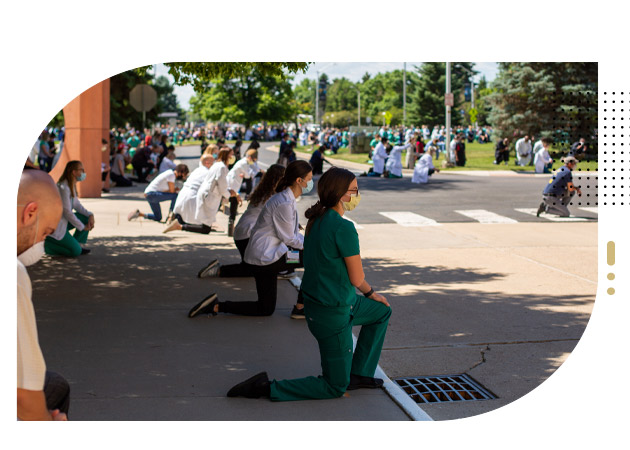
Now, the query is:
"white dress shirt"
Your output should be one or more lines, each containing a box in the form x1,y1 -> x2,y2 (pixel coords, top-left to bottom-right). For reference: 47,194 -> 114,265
244,188 -> 303,266
49,180 -> 92,241
233,202 -> 264,241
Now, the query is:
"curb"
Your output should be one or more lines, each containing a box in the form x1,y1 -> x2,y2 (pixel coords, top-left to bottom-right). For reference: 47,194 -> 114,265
287,276 -> 433,421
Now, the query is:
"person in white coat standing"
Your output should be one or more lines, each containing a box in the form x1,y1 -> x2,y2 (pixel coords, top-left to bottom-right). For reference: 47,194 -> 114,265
385,138 -> 414,178
515,135 -> 533,166
412,146 -> 440,184
163,154 -> 214,233
194,148 -> 241,232
367,136 -> 389,177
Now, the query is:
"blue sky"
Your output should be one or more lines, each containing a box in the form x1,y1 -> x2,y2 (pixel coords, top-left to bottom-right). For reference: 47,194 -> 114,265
154,62 -> 499,110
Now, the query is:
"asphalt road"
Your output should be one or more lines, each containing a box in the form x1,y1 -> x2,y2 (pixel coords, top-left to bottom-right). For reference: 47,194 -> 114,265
177,141 -> 599,225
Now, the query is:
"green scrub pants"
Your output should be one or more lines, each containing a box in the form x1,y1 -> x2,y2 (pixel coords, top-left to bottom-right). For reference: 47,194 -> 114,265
269,294 -> 391,402
44,213 -> 90,257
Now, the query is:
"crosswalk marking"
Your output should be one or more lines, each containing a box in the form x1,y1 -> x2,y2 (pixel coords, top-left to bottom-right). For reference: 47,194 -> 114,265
344,216 -> 363,229
379,211 -> 440,227
579,207 -> 598,214
455,209 -> 517,224
514,208 -> 589,222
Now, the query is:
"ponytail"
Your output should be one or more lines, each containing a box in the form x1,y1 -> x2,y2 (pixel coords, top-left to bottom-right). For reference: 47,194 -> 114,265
304,167 -> 356,236
305,201 -> 327,236
275,160 -> 312,193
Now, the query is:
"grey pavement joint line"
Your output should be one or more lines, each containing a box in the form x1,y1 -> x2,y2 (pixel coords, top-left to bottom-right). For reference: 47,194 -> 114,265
287,276 -> 432,421
383,338 -> 581,351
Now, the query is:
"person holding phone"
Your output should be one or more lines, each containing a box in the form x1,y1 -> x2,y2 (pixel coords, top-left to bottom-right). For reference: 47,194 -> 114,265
188,160 -> 312,319
226,167 -> 392,401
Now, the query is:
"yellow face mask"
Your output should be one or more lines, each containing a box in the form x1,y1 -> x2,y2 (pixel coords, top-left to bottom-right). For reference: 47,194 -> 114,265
342,192 -> 361,212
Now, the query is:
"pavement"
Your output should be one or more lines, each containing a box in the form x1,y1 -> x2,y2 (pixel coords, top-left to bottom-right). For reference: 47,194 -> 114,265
27,144 -> 597,421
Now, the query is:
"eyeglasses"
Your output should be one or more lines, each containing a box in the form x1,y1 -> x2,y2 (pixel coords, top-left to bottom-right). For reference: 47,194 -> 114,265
347,188 -> 359,194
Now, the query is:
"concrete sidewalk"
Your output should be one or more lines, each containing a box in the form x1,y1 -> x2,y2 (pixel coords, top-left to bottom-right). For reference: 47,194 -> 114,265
28,185 -> 411,421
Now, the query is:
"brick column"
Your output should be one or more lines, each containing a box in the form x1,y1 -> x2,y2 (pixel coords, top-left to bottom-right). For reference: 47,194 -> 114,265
50,79 -> 110,198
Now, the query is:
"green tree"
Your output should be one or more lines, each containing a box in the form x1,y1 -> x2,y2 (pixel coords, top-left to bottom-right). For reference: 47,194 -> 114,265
293,78 -> 316,116
408,62 -> 475,127
326,77 -> 358,112
487,62 -> 597,154
190,69 -> 296,127
360,69 -> 419,126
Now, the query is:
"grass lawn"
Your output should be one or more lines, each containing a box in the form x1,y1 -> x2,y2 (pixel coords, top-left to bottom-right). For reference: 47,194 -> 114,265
297,142 -> 599,172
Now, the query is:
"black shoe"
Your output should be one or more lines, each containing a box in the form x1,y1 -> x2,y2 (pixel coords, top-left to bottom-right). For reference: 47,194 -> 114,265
188,293 -> 218,318
536,202 -> 545,217
197,259 -> 219,278
346,374 -> 384,391
277,269 -> 295,279
80,248 -> 91,255
290,305 -> 305,319
227,371 -> 271,398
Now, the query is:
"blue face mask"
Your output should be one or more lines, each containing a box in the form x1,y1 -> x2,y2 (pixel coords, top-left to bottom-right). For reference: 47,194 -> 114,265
77,173 -> 86,182
302,179 -> 314,194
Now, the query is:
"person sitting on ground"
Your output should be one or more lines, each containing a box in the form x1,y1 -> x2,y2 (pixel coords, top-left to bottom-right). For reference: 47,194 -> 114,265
225,167 -> 391,401
412,145 -> 440,184
569,137 -> 588,161
164,154 -> 214,234
44,161 -> 95,257
534,137 -> 554,174
494,137 -> 510,165
197,164 -> 285,278
188,161 -> 312,320
159,148 -> 177,173
536,155 -> 582,217
109,145 -> 133,187
454,134 -> 467,167
17,169 -> 70,421
128,164 -> 189,223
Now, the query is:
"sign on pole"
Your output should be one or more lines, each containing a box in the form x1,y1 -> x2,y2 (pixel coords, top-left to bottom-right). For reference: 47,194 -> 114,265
384,111 -> 393,126
130,84 -> 158,129
444,93 -> 454,107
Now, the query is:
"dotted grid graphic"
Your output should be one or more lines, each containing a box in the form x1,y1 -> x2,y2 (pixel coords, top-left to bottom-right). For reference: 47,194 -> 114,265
602,92 -> 626,207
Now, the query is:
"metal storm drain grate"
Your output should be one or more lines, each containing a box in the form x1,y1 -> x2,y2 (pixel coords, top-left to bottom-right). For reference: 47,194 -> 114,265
394,374 -> 497,404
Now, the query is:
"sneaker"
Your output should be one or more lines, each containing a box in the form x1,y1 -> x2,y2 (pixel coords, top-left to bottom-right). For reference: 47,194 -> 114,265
227,371 -> 270,398
165,211 -> 176,225
197,259 -> 220,278
346,374 -> 384,391
290,305 -> 305,319
80,248 -> 91,255
188,293 -> 218,318
278,269 -> 295,279
127,209 -> 140,221
536,202 -> 545,217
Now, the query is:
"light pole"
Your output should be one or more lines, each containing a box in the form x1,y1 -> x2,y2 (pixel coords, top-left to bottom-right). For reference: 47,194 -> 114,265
445,62 -> 452,163
403,62 -> 407,128
313,63 -> 336,127
352,86 -> 361,126
461,66 -> 477,129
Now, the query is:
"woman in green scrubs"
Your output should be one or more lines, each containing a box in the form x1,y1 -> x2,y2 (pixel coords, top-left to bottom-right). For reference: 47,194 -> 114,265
227,167 -> 392,401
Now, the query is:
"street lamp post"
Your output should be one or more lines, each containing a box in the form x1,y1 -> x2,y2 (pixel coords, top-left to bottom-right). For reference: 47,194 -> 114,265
403,62 -> 406,127
315,70 -> 319,126
445,62 -> 452,163
461,66 -> 477,129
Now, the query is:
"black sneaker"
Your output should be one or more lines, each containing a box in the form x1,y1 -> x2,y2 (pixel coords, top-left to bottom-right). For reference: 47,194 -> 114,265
197,259 -> 219,278
290,305 -> 305,319
536,202 -> 545,217
278,269 -> 295,279
227,371 -> 270,398
346,374 -> 384,391
80,248 -> 91,255
188,293 -> 218,318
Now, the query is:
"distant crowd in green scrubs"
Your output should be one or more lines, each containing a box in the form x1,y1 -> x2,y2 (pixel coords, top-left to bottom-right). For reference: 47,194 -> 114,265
227,167 -> 392,401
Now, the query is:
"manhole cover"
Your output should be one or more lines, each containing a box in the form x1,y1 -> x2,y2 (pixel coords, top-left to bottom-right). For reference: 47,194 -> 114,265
394,374 -> 497,404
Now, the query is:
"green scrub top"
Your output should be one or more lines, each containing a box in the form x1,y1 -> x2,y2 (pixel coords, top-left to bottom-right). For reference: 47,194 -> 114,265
302,209 -> 360,307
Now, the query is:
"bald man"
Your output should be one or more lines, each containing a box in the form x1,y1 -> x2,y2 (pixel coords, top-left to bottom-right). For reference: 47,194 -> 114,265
17,169 -> 69,420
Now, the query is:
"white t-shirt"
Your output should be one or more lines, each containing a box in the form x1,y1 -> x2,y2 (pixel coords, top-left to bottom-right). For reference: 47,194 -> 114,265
17,259 -> 46,391
145,169 -> 175,194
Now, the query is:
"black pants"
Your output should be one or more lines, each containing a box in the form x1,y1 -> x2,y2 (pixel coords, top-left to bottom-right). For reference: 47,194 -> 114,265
44,371 -> 70,416
110,172 -> 133,187
219,238 -> 255,277
132,162 -> 153,182
229,197 -> 239,222
218,251 -> 304,316
175,214 -> 212,234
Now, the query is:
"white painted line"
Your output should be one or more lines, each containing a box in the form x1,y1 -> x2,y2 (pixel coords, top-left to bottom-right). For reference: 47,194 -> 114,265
515,208 -> 589,222
455,209 -> 518,224
344,216 -> 363,229
352,335 -> 433,421
579,207 -> 599,214
379,211 -> 440,227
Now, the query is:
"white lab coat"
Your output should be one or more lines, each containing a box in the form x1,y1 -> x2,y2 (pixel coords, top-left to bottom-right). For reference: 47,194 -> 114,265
173,165 -> 209,224
372,142 -> 388,174
195,161 -> 229,226
515,138 -> 532,166
412,153 -> 435,184
534,147 -> 553,173
385,143 -> 411,177
226,158 -> 259,193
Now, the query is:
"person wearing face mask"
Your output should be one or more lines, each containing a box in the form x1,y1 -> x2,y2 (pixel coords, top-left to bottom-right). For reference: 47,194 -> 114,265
163,154 -> 214,234
17,169 -> 70,420
226,167 -> 392,401
44,161 -> 96,257
128,164 -> 190,223
193,148 -> 241,232
188,160 -> 313,319
224,149 -> 261,236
